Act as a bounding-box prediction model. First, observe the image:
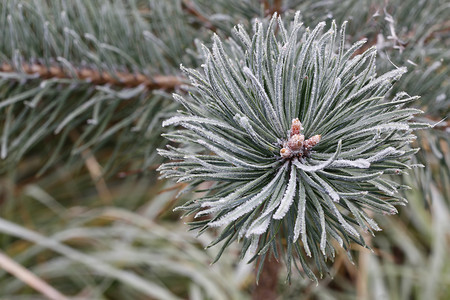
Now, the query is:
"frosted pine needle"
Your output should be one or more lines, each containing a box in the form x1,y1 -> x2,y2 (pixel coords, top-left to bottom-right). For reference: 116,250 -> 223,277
158,12 -> 428,280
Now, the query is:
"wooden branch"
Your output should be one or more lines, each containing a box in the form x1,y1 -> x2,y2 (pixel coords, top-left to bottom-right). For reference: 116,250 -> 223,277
262,0 -> 283,16
273,0 -> 283,14
353,35 -> 378,57
0,62 -> 185,90
69,130 -> 112,204
424,20 -> 450,43
252,254 -> 280,300
182,0 -> 217,32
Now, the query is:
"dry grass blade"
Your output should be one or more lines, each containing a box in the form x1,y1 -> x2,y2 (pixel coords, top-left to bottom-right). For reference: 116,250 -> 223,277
0,250 -> 69,300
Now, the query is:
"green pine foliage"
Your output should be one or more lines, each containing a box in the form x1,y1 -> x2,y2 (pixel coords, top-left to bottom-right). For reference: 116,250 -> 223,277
0,0 -> 448,299
0,0 -> 197,176
159,12 -> 428,280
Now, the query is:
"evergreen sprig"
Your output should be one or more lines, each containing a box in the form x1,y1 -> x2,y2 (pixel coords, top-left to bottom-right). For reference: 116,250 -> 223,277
0,0 -> 199,175
159,12 -> 428,279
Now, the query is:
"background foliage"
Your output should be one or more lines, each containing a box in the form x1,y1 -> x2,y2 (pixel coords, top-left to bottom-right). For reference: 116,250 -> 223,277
0,0 -> 448,299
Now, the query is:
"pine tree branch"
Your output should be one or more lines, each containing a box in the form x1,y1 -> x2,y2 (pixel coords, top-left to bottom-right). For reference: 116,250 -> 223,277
182,0 -> 217,32
160,13 -> 426,280
69,131 -> 112,204
253,255 -> 280,300
0,63 -> 185,91
117,165 -> 161,178
424,20 -> 450,43
262,0 -> 283,16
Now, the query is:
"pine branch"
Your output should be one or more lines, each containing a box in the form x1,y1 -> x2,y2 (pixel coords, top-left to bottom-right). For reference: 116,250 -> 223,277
0,0 -> 198,174
159,12 -> 428,279
182,0 -> 217,32
262,0 -> 283,16
0,0 -> 447,297
0,62 -> 184,91
253,255 -> 280,300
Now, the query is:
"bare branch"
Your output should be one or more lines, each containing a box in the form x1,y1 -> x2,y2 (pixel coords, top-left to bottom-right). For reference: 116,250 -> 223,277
252,254 -> 280,300
182,0 -> 217,32
0,63 -> 185,90
261,0 -> 283,16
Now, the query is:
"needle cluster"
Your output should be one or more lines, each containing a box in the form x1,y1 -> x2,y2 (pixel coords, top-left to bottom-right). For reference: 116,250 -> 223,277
158,12 -> 427,279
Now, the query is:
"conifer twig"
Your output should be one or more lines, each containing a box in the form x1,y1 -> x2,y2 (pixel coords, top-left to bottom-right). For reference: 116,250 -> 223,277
424,20 -> 450,43
253,255 -> 280,300
262,0 -> 283,16
0,63 -> 185,90
182,0 -> 217,32
69,131 -> 112,204
159,12 -> 427,280
116,165 -> 161,178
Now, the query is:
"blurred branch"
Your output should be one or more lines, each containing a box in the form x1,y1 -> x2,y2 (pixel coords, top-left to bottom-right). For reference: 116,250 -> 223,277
69,131 -> 112,204
262,0 -> 283,16
182,0 -> 217,32
0,218 -> 181,299
116,164 -> 161,178
356,246 -> 371,299
424,20 -> 450,43
0,250 -> 69,300
252,255 -> 280,300
0,63 -> 185,90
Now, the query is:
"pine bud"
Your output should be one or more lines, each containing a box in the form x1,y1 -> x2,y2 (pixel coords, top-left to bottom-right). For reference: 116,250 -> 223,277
304,134 -> 321,150
280,147 -> 292,159
287,134 -> 305,151
290,118 -> 303,136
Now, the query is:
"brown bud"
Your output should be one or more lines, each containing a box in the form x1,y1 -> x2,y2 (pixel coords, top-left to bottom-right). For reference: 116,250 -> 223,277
287,134 -> 305,150
290,118 -> 303,136
280,148 -> 292,159
304,135 -> 321,149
